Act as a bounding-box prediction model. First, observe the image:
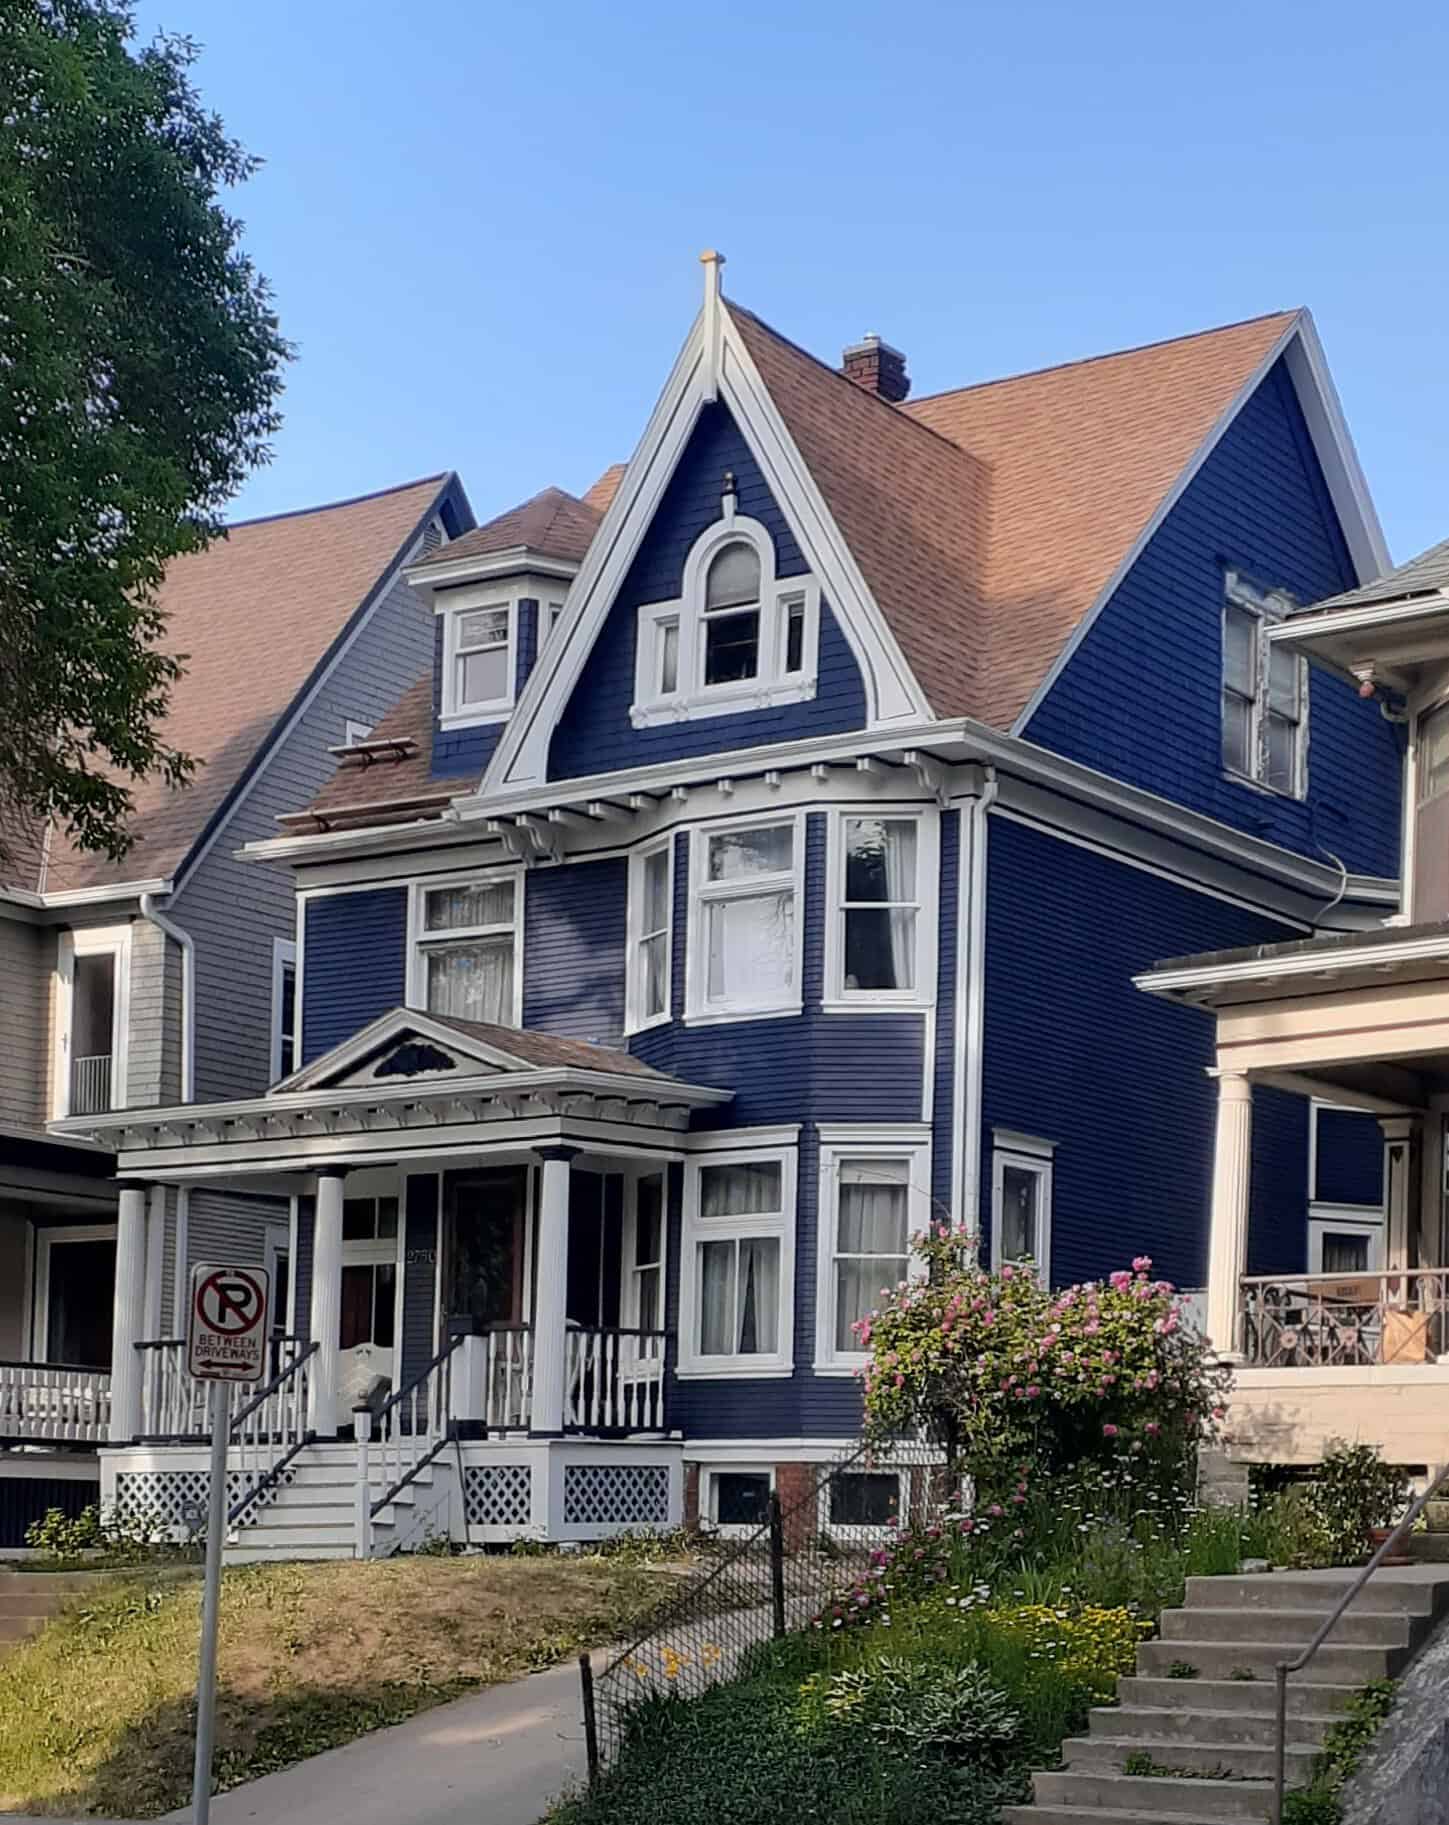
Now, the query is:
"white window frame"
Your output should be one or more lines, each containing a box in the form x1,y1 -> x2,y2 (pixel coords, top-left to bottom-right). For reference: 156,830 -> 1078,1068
678,1141 -> 797,1378
264,1223 -> 291,1336
343,719 -> 373,747
625,836 -> 674,1034
406,867 -> 525,1029
338,1190 -> 406,1362
1223,569 -> 1308,798
542,599 -> 566,650
823,807 -> 939,1010
53,924 -> 131,1120
814,1126 -> 931,1373
630,514 -> 820,727
685,812 -> 805,1025
270,937 -> 298,1083
990,1130 -> 1055,1279
699,1463 -> 776,1536
622,1168 -> 669,1352
436,585 -> 518,729
818,1466 -> 908,1541
1307,1208 -> 1385,1274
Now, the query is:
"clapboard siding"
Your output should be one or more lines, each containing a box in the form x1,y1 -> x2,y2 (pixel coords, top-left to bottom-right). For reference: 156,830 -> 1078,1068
1026,359 -> 1402,880
548,403 -> 867,780
0,918 -> 49,1130
300,888 -> 408,1064
185,1188 -> 286,1276
1315,1107 -> 1384,1208
522,857 -> 628,1044
401,1174 -> 440,1385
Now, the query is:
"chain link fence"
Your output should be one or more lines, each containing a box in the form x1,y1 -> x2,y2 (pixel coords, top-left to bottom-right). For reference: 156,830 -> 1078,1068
582,1433 -> 948,1777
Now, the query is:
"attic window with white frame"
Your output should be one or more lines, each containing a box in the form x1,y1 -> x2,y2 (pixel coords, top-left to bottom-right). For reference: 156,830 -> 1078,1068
438,589 -> 517,727
1222,570 -> 1306,797
631,498 -> 819,727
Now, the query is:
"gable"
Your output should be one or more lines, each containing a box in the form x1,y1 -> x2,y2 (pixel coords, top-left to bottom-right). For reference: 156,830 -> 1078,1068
331,1034 -> 481,1087
1024,356 -> 1402,878
547,403 -> 868,780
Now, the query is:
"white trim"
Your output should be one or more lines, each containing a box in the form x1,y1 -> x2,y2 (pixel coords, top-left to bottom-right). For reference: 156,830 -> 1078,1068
682,1436 -> 874,1462
269,937 -> 298,1085
1137,932 -> 1449,998
404,865 -> 525,1029
405,546 -> 581,591
814,1129 -> 930,1373
1011,314 -> 1388,734
1307,1208 -> 1386,1273
33,1222 -> 118,1363
436,586 -> 518,728
53,924 -> 131,1120
697,1462 -> 775,1536
990,1134 -> 1054,1278
823,806 -> 938,1009
677,1141 -> 797,1378
685,811 -> 805,1024
1222,569 -> 1309,800
343,719 -> 374,748
957,773 -> 998,1229
624,835 -> 674,1034
818,1464 -> 907,1540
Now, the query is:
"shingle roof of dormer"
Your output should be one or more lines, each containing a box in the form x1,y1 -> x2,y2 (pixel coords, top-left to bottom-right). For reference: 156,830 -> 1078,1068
410,485 -> 600,570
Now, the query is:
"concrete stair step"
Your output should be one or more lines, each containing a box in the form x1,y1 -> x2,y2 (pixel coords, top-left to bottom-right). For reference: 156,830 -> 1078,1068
1136,1638 -> 1402,1683
1089,1705 -> 1336,1749
1117,1676 -> 1361,1717
1061,1734 -> 1320,1783
1407,1533 -> 1449,1562
1185,1573 -> 1445,1615
223,1544 -> 355,1564
0,1593 -> 69,1618
1160,1605 -> 1415,1647
0,1615 -> 47,1643
228,1522 -> 353,1549
1002,1809 -> 1263,1825
1031,1771 -> 1274,1820
0,1573 -> 98,1593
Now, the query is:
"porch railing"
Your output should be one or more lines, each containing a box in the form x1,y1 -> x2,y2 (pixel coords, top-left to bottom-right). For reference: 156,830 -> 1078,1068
566,1327 -> 668,1433
0,1360 -> 112,1444
138,1335 -> 307,1440
228,1340 -> 319,1530
369,1332 -> 463,1517
1240,1270 -> 1449,1367
480,1325 -> 532,1431
69,1054 -> 112,1116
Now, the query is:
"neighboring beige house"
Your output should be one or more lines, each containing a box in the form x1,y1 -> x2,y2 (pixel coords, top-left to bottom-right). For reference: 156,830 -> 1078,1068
0,474 -> 471,1545
1139,532 -> 1449,1470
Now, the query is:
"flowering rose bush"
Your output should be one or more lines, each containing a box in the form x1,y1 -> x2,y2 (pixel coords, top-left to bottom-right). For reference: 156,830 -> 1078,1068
858,1228 -> 1230,1494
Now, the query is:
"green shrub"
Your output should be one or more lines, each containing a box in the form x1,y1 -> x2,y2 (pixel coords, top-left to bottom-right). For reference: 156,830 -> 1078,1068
1302,1444 -> 1409,1564
23,1503 -> 182,1569
1282,1679 -> 1397,1823
797,1657 -> 1020,1761
985,1603 -> 1148,1703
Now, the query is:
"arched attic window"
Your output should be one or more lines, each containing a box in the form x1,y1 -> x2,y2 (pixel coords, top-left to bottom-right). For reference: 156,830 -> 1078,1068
702,540 -> 763,684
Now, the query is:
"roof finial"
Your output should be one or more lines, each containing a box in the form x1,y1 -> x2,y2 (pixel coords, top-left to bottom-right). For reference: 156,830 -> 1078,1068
700,249 -> 725,303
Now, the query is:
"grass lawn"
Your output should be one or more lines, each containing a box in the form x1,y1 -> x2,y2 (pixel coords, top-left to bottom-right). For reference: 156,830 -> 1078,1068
0,1552 -> 682,1818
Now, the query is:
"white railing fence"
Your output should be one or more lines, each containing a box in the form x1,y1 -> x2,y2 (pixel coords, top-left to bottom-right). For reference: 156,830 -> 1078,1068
565,1328 -> 668,1433
227,1340 -> 319,1530
481,1325 -> 532,1430
139,1335 -> 306,1440
369,1333 -> 461,1515
0,1361 -> 111,1444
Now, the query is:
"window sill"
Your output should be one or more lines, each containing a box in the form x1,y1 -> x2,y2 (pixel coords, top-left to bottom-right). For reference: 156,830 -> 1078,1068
624,1011 -> 672,1039
674,1362 -> 795,1380
439,706 -> 514,732
630,677 -> 816,728
1222,767 -> 1306,804
818,996 -> 933,1015
811,1362 -> 867,1377
683,1004 -> 802,1029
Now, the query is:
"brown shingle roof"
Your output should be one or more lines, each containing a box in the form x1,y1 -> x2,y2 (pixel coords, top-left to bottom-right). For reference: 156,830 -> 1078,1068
411,486 -> 599,571
8,476 -> 456,896
581,463 -> 627,517
425,1014 -> 679,1079
296,674 -> 474,827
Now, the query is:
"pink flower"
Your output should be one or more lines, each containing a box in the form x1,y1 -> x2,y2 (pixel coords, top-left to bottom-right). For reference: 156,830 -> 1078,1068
1144,1421 -> 1160,1436
1109,1269 -> 1132,1290
1132,1255 -> 1153,1273
988,1503 -> 1004,1517
1102,1423 -> 1119,1439
1025,1384 -> 1041,1399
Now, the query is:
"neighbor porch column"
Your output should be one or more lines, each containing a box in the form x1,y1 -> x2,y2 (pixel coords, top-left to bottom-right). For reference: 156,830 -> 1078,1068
1204,1068 -> 1253,1360
308,1169 -> 348,1437
531,1147 -> 577,1436
142,1184 -> 167,1342
109,1182 -> 150,1442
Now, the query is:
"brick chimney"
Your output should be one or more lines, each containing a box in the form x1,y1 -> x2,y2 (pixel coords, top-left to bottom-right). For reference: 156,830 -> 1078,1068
842,333 -> 910,403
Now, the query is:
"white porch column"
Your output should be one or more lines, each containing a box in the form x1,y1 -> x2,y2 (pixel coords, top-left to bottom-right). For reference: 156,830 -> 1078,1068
1205,1069 -> 1253,1360
530,1148 -> 576,1436
109,1183 -> 149,1442
142,1184 -> 167,1342
308,1169 -> 347,1438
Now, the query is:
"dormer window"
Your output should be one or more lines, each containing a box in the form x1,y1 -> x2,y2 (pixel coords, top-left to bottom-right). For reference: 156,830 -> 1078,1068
631,507 -> 819,727
438,589 -> 517,728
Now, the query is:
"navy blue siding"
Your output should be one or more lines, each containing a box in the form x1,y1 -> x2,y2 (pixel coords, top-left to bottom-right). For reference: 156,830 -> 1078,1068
548,404 -> 868,780
982,816 -> 1307,1291
932,810 -> 960,1214
1026,359 -> 1402,880
430,598 -> 539,780
292,1197 -> 315,1346
522,858 -> 628,1044
401,1174 -> 439,1385
1315,1108 -> 1384,1208
301,888 -> 407,1063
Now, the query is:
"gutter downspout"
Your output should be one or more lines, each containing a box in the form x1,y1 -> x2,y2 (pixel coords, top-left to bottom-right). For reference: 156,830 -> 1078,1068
140,892 -> 194,1338
956,766 -> 999,1235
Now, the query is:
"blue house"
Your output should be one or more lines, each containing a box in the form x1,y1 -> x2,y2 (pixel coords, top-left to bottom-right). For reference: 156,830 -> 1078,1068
61,259 -> 1400,1551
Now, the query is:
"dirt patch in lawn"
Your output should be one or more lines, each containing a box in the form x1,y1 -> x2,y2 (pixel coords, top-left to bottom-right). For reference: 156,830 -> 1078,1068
0,1553 -> 681,1817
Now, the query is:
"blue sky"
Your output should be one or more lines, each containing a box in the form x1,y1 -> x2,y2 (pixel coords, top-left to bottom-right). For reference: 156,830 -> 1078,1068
135,0 -> 1448,563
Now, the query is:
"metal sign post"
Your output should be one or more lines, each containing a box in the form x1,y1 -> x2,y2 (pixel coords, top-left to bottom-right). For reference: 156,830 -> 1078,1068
186,1263 -> 269,1825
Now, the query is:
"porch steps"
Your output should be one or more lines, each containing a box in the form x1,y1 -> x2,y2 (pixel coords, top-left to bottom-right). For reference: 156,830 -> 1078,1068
223,1442 -> 453,1564
1408,1497 -> 1449,1562
1001,1568 -> 1449,1823
0,1571 -> 95,1654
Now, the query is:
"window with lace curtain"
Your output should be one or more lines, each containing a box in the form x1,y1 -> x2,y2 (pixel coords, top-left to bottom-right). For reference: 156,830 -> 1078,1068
686,816 -> 803,1022
408,873 -> 522,1028
815,1130 -> 929,1369
678,1145 -> 796,1375
826,811 -> 937,1006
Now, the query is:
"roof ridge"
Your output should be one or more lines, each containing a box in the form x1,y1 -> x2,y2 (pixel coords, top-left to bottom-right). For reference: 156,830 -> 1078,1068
904,310 -> 1301,409
220,472 -> 450,533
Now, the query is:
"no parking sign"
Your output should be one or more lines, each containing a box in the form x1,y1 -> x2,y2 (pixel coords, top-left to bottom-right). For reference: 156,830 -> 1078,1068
187,1263 -> 270,1383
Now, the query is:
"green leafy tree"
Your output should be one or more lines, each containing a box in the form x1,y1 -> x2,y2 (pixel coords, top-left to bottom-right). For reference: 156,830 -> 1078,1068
0,0 -> 288,858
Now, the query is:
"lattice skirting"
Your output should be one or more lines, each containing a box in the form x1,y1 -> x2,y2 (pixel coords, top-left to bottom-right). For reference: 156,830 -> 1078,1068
563,1462 -> 669,1528
112,1466 -> 283,1534
463,1463 -> 532,1530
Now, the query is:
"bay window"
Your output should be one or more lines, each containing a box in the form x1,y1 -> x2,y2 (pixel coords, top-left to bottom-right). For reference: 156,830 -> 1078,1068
626,839 -> 673,1031
827,810 -> 936,1004
688,818 -> 802,1021
680,1145 -> 796,1375
409,873 -> 522,1028
439,591 -> 516,726
815,1130 -> 929,1370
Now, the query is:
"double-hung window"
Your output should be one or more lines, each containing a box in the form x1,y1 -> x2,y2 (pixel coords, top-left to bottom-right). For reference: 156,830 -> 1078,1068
688,818 -> 802,1020
438,590 -> 516,727
626,839 -> 673,1031
991,1131 -> 1055,1279
410,873 -> 521,1027
816,1130 -> 929,1369
680,1146 -> 796,1375
827,811 -> 936,1003
270,937 -> 298,1082
626,1171 -> 666,1362
1222,571 -> 1306,796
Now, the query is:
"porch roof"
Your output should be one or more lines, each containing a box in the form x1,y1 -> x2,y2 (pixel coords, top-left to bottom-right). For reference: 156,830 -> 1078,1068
1135,919 -> 1449,1009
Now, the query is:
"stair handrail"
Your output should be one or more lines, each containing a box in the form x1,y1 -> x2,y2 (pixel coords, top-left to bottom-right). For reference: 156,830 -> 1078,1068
227,1339 -> 319,1530
229,1338 -> 319,1434
1272,1457 -> 1449,1822
369,1332 -> 464,1518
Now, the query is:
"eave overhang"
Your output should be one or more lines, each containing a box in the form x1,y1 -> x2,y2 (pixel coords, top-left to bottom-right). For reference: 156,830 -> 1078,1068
1135,929 -> 1449,1009
1267,593 -> 1449,693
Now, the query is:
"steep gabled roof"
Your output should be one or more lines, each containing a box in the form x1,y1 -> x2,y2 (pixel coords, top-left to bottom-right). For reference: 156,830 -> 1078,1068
411,485 -> 600,571
6,474 -> 461,897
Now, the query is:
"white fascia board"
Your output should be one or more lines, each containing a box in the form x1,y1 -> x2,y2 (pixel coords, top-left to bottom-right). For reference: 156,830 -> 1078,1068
1268,595 -> 1449,652
34,877 -> 174,911
406,548 -> 581,591
1134,932 -> 1449,998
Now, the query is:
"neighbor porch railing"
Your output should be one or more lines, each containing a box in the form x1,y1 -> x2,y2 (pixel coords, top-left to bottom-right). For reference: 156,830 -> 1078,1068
1240,1269 -> 1449,1367
68,1053 -> 112,1116
0,1360 -> 112,1444
138,1335 -> 308,1440
566,1327 -> 669,1433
